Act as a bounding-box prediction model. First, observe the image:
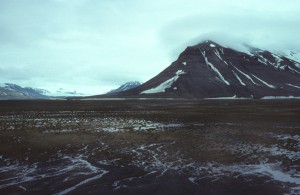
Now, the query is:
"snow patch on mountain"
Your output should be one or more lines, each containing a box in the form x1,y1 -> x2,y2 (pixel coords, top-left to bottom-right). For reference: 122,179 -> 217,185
201,50 -> 230,86
214,49 -> 222,61
232,70 -> 246,86
286,83 -> 300,89
271,53 -> 283,68
0,83 -> 20,91
288,66 -> 300,74
257,57 -> 268,66
205,95 -> 252,100
251,75 -> 276,89
141,70 -> 186,94
262,96 -> 300,99
232,65 -> 258,85
214,49 -> 229,66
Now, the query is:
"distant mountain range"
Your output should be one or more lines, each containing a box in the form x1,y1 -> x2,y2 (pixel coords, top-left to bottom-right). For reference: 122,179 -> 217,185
0,83 -> 47,100
2,40 -> 300,100
0,83 -> 87,100
0,81 -> 142,100
94,40 -> 300,99
107,81 -> 141,94
46,88 -> 86,97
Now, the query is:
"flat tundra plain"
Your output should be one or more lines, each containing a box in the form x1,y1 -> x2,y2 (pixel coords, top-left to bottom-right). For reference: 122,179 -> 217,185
0,99 -> 299,195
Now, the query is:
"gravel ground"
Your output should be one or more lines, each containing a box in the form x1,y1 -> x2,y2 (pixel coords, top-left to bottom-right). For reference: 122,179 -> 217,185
0,99 -> 299,194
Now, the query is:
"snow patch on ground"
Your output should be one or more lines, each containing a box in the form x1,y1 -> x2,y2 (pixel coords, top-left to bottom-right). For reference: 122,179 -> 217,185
188,177 -> 198,185
0,154 -> 109,194
210,44 -> 216,47
56,170 -> 108,195
261,96 -> 300,99
205,95 -> 251,100
0,112 -> 183,133
141,70 -> 186,94
210,163 -> 300,187
124,135 -> 300,194
206,95 -> 236,99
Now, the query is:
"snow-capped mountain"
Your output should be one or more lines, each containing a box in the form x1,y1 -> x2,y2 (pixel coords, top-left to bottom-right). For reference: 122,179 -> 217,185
102,40 -> 300,99
0,83 -> 47,99
48,88 -> 86,97
29,88 -> 51,96
0,83 -> 87,99
107,81 -> 141,94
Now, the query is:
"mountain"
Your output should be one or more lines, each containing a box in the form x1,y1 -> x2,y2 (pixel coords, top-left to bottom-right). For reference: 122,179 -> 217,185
107,81 -> 141,94
31,88 -> 51,96
0,83 -> 47,100
99,40 -> 300,99
0,83 -> 87,99
49,88 -> 86,97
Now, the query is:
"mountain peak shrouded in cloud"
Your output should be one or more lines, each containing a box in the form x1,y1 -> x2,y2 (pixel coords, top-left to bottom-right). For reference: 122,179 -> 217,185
95,40 -> 300,99
0,0 -> 299,94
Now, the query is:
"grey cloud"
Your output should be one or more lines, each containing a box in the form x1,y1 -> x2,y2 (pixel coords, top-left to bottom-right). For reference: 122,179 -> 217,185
0,67 -> 30,80
159,10 -> 300,59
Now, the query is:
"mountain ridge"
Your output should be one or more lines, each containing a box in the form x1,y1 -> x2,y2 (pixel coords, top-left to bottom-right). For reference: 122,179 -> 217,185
107,81 -> 141,94
0,83 -> 47,100
94,40 -> 300,99
0,83 -> 88,99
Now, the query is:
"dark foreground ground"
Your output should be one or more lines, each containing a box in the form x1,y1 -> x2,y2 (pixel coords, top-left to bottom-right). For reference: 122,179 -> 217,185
0,99 -> 299,195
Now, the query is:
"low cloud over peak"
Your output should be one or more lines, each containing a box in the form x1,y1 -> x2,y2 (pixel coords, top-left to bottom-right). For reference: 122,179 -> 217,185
0,0 -> 299,94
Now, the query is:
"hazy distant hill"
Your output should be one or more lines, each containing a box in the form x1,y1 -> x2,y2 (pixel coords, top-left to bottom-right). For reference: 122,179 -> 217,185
106,81 -> 141,94
0,83 -> 87,99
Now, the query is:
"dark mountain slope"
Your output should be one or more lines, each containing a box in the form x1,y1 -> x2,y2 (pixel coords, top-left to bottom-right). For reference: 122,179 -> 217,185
93,40 -> 300,99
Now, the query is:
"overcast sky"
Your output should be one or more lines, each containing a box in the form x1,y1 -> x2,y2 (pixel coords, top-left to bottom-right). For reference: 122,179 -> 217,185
1,0 -> 300,94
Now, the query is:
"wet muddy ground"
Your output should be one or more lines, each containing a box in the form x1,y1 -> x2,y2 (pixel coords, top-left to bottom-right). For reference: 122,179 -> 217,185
0,99 -> 299,194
